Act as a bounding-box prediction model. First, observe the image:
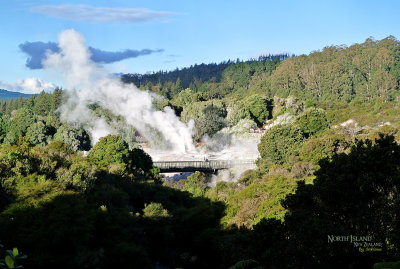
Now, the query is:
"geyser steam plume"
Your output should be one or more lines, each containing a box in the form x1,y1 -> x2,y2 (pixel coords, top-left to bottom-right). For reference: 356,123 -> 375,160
43,29 -> 194,153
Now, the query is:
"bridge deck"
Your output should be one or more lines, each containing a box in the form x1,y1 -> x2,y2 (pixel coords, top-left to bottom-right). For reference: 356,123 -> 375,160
153,160 -> 255,172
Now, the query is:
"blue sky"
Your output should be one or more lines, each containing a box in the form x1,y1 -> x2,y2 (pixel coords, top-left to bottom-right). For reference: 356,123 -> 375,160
1,0 -> 400,93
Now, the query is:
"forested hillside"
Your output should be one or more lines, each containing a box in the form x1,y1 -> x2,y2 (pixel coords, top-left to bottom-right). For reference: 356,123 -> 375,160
122,54 -> 289,99
121,61 -> 234,89
126,36 -> 400,103
1,37 -> 400,269
266,36 -> 400,102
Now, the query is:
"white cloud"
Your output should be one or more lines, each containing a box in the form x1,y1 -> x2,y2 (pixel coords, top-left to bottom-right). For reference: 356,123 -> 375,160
31,5 -> 175,23
0,78 -> 55,94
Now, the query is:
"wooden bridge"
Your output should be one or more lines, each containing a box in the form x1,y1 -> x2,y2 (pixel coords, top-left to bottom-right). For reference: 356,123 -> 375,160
153,159 -> 256,173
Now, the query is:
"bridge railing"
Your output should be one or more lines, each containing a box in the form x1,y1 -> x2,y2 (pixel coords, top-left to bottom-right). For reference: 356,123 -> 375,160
153,159 -> 255,170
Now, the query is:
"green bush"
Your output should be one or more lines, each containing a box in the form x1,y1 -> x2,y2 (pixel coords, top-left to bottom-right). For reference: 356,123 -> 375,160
258,123 -> 305,165
143,202 -> 171,218
129,148 -> 153,173
299,132 -> 349,165
5,108 -> 36,144
26,121 -> 51,146
296,108 -> 329,138
53,125 -> 91,151
0,245 -> 27,269
182,171 -> 208,197
242,94 -> 271,126
223,175 -> 298,227
181,100 -> 226,140
88,135 -> 130,170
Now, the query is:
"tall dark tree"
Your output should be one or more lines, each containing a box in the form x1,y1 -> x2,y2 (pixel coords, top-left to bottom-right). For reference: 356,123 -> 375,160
282,135 -> 400,268
33,91 -> 51,116
51,87 -> 63,112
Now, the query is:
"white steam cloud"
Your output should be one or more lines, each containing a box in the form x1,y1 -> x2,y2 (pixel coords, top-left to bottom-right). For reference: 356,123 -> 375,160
43,29 -> 194,153
0,78 -> 55,94
41,28 -> 260,184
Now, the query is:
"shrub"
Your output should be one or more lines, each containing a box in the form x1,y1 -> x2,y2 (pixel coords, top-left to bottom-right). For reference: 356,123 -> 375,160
258,123 -> 305,165
182,171 -> 208,197
296,108 -> 329,138
299,132 -> 349,165
53,125 -> 91,151
143,202 -> 170,218
88,135 -> 129,170
181,100 -> 226,140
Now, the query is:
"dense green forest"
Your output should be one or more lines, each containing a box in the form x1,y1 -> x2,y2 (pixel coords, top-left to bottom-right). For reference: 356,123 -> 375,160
122,54 -> 289,99
121,54 -> 289,89
1,37 -> 400,268
125,36 -> 400,103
